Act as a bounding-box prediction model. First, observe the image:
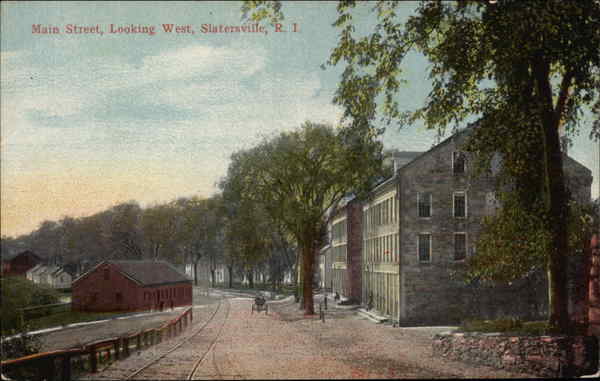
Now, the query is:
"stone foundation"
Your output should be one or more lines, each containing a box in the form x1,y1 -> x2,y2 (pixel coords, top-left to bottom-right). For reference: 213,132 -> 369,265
432,332 -> 598,378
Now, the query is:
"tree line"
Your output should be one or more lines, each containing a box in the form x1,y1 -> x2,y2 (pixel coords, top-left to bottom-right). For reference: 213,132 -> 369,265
1,194 -> 296,289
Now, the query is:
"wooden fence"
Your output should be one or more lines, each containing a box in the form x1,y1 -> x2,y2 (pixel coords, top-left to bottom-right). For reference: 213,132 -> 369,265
1,307 -> 193,381
20,302 -> 72,323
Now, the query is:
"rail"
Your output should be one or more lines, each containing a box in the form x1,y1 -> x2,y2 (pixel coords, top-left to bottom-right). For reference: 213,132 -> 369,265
20,302 -> 72,323
1,306 -> 193,381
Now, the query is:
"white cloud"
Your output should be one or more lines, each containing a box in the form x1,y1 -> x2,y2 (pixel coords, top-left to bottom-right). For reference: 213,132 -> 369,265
139,44 -> 266,82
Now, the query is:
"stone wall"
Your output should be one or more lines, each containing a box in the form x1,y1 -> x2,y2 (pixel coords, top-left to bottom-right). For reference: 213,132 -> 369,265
432,332 -> 598,377
398,268 -> 547,326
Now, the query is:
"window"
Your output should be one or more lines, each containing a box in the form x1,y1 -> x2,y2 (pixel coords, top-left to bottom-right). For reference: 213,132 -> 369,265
453,192 -> 467,218
485,192 -> 500,215
453,151 -> 466,174
418,192 -> 432,218
103,268 -> 109,280
116,292 -> 123,303
418,234 -> 431,263
454,233 -> 467,261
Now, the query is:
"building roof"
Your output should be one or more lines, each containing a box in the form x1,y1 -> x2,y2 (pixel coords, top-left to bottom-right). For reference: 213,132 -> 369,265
73,260 -> 191,287
3,250 -> 42,263
26,264 -> 45,274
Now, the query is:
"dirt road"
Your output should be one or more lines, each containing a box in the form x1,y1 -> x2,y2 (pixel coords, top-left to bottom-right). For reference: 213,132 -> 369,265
79,290 -> 537,379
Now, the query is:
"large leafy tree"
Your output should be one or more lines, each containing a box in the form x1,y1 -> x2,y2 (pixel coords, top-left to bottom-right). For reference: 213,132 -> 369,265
174,196 -> 225,286
221,122 -> 382,314
244,0 -> 600,331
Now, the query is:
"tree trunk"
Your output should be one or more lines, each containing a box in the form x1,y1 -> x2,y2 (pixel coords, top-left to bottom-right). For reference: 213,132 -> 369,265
227,265 -> 233,288
297,253 -> 304,308
247,271 -> 254,288
534,56 -> 570,333
210,270 -> 215,287
302,237 -> 315,315
193,261 -> 199,286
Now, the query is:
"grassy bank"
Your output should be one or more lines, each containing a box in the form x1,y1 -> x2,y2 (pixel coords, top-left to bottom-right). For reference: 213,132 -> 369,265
460,318 -> 559,336
24,310 -> 126,332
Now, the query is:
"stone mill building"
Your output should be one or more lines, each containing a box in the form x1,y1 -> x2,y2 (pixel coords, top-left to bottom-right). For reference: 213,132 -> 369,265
324,126 -> 593,325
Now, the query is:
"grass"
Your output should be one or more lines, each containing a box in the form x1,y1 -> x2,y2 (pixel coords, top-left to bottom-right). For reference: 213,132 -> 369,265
25,310 -> 128,332
460,318 -> 561,336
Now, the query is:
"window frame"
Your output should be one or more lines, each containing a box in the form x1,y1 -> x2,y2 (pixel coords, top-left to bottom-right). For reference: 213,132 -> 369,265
417,233 -> 432,263
454,232 -> 467,261
452,151 -> 466,174
417,192 -> 432,218
453,191 -> 467,218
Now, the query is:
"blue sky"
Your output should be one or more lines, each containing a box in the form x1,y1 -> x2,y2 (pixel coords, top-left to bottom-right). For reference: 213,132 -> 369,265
1,1 -> 598,237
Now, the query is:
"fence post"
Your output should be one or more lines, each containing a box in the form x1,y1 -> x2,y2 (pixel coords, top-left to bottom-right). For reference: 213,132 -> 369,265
90,347 -> 98,373
114,339 -> 120,361
61,354 -> 71,381
123,337 -> 130,358
45,357 -> 56,381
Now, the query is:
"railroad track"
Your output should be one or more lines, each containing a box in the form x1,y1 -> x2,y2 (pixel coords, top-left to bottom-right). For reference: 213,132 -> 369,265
125,298 -> 231,380
83,298 -> 233,380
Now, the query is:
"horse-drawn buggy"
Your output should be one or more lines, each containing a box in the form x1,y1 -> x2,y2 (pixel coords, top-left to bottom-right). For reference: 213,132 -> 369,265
251,294 -> 268,314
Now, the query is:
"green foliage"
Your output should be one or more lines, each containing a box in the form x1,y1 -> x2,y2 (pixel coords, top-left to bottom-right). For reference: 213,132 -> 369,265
220,121 -> 383,312
1,330 -> 42,361
466,193 -> 551,283
1,276 -> 61,334
241,0 -> 599,330
467,195 -> 598,283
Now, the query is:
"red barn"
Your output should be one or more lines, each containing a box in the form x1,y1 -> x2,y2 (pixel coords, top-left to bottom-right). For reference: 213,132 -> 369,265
72,260 -> 192,312
2,250 -> 42,277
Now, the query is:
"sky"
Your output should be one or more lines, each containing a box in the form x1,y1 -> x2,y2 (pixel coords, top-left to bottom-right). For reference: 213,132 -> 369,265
1,1 -> 599,238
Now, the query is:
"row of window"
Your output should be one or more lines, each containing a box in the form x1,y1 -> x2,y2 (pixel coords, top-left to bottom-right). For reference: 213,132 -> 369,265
417,191 -> 467,218
364,196 -> 397,232
143,287 -> 190,301
331,219 -> 347,242
418,232 -> 467,263
364,233 -> 399,264
331,244 -> 347,263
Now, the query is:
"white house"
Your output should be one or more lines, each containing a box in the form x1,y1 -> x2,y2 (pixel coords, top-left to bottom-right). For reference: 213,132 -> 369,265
26,264 -> 46,284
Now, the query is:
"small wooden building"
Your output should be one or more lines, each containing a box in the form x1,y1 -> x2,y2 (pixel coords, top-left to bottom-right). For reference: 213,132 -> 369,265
72,260 -> 192,312
3,250 -> 42,277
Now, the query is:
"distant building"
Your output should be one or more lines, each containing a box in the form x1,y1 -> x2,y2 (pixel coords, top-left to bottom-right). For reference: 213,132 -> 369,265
26,264 -> 46,283
72,260 -> 192,312
2,250 -> 42,277
328,196 -> 365,303
50,267 -> 73,289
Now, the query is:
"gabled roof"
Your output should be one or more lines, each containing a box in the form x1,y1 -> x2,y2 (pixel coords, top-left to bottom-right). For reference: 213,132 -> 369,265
26,264 -> 45,274
5,250 -> 42,263
73,260 -> 191,286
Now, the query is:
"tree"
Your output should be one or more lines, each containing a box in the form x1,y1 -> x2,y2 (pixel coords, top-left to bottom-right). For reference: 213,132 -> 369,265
222,198 -> 272,289
141,202 -> 179,261
243,0 -> 600,332
175,196 -> 224,286
221,122 -> 382,314
101,202 -> 144,260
